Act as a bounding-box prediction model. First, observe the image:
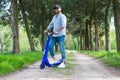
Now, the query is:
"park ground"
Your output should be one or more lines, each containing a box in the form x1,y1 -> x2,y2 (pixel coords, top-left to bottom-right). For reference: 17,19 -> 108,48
0,51 -> 120,80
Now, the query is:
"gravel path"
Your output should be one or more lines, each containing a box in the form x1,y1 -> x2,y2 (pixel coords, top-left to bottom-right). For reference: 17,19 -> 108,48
0,51 -> 120,80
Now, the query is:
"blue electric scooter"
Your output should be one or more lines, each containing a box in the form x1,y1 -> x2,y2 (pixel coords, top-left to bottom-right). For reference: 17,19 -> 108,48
40,32 -> 63,69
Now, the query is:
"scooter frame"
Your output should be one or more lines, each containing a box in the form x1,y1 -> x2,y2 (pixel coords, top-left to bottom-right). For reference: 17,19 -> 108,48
40,33 -> 63,69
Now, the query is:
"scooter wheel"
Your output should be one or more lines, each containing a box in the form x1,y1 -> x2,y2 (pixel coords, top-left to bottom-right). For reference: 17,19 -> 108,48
40,63 -> 45,69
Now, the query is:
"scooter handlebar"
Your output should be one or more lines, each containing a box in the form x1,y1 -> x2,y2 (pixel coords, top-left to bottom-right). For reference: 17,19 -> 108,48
46,31 -> 54,35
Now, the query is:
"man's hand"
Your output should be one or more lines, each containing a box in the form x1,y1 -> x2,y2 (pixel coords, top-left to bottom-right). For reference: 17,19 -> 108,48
44,29 -> 48,33
54,32 -> 58,35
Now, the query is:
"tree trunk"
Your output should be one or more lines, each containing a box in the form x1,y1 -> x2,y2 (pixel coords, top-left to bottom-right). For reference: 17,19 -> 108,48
77,37 -> 80,50
83,33 -> 86,50
41,30 -> 45,51
72,37 -> 76,49
85,20 -> 89,50
112,0 -> 120,52
80,24 -> 83,50
19,0 -> 35,51
94,22 -> 100,51
80,33 -> 83,50
94,0 -> 99,51
10,0 -> 20,53
39,35 -> 44,51
89,18 -> 93,50
105,1 -> 111,51
41,9 -> 46,51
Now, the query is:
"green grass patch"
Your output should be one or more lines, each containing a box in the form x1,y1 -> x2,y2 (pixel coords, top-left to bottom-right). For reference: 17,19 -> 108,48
79,50 -> 120,69
0,51 -> 43,76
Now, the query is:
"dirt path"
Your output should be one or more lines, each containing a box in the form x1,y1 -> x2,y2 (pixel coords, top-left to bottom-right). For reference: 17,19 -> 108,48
0,51 -> 120,80
70,53 -> 120,80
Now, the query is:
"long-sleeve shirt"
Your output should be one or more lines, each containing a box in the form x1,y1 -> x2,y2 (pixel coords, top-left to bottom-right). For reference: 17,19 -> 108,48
47,12 -> 67,37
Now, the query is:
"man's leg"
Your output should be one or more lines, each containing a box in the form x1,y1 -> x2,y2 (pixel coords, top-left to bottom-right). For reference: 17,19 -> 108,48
58,35 -> 66,61
49,37 -> 56,60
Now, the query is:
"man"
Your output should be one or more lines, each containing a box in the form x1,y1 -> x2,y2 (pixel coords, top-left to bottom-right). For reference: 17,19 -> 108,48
44,4 -> 67,68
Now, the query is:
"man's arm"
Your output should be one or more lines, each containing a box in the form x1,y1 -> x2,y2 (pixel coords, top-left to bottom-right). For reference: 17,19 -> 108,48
44,17 -> 54,33
58,27 -> 64,32
54,27 -> 64,34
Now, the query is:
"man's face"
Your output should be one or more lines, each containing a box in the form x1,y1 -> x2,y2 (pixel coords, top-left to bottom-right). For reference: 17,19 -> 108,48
54,8 -> 60,14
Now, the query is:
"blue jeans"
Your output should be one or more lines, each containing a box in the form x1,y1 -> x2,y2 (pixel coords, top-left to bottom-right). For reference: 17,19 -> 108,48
49,35 -> 66,60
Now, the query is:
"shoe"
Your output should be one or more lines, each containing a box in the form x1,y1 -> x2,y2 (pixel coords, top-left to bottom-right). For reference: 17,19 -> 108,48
58,62 -> 65,68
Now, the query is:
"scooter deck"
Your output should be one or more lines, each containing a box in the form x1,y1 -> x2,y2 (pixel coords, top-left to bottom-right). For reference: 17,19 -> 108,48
40,59 -> 63,69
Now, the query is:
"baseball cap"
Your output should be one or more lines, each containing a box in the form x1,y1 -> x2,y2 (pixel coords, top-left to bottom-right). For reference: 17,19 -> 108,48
53,4 -> 61,9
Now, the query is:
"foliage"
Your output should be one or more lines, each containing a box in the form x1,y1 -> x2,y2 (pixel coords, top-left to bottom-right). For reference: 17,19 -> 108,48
65,34 -> 77,50
0,0 -> 120,52
110,30 -> 116,50
0,25 -> 11,52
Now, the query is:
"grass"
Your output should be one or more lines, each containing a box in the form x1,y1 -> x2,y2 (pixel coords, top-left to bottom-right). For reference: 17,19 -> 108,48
53,53 -> 77,75
0,51 -> 43,76
79,50 -> 120,69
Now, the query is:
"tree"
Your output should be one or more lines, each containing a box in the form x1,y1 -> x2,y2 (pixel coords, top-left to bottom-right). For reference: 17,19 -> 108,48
19,0 -> 35,51
10,0 -> 20,53
1,0 -> 119,52
89,16 -> 93,50
22,0 -> 54,51
105,0 -> 111,51
112,0 -> 120,52
93,0 -> 100,51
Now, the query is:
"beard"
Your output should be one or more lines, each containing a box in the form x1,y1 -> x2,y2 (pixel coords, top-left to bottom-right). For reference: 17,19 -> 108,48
55,11 -> 60,14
